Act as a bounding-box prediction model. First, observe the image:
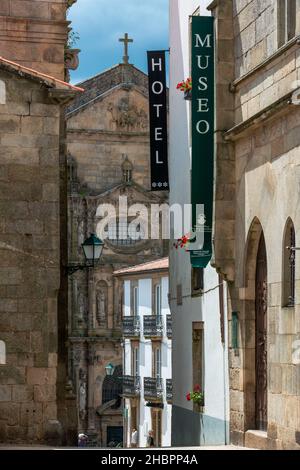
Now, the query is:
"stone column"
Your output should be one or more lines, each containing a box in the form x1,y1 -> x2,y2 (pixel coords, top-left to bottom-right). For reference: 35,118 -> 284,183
88,269 -> 96,331
87,344 -> 98,445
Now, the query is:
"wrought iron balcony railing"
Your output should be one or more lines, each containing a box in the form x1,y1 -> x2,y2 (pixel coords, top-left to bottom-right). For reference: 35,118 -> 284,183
166,315 -> 172,338
123,316 -> 140,338
144,377 -> 163,401
166,379 -> 173,403
143,315 -> 163,338
122,375 -> 141,398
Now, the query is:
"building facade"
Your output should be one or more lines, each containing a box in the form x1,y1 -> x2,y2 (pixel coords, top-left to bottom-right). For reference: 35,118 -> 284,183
169,0 -> 230,447
115,258 -> 172,448
211,0 -> 300,450
0,0 -> 77,81
0,0 -> 81,444
66,60 -> 168,446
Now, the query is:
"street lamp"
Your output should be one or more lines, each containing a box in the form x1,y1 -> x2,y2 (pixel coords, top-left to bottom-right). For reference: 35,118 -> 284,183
105,363 -> 115,377
67,233 -> 104,275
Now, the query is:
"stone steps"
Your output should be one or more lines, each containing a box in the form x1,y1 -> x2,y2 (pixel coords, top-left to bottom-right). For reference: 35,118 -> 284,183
245,430 -> 277,450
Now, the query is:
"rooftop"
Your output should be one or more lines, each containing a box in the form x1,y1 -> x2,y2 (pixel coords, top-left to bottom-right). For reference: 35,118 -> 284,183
0,56 -> 84,92
114,257 -> 169,276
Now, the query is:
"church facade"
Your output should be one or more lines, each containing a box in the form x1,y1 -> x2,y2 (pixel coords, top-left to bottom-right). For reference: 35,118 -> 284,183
66,60 -> 167,446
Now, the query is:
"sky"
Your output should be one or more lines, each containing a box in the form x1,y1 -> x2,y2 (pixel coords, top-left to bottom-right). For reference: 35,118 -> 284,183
68,0 -> 169,84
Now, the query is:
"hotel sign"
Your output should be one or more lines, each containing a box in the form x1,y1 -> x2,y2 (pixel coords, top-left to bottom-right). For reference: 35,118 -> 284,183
147,51 -> 169,191
190,16 -> 215,268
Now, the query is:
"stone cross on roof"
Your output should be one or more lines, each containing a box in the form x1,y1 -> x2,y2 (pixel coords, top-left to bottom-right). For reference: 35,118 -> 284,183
119,33 -> 133,65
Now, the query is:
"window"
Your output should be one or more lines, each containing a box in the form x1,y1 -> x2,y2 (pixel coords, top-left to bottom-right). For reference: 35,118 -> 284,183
104,219 -> 145,247
132,346 -> 140,376
133,286 -> 139,316
155,284 -> 161,316
191,267 -> 204,296
278,0 -> 297,47
282,218 -> 296,307
153,347 -> 162,379
0,340 -> 5,365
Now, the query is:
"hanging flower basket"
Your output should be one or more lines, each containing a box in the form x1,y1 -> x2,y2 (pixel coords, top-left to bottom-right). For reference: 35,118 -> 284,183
173,233 -> 192,251
176,78 -> 192,100
186,384 -> 204,413
184,89 -> 192,101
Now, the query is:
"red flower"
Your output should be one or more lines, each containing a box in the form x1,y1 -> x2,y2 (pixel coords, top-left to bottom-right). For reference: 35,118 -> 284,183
186,393 -> 191,401
176,78 -> 192,93
194,384 -> 201,392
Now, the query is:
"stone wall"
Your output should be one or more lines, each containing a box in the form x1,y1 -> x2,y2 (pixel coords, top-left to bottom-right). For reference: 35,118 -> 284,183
0,0 -> 70,80
0,71 -> 62,443
212,0 -> 300,449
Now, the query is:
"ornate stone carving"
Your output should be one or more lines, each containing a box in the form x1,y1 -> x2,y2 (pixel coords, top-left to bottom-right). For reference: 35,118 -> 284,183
73,347 -> 82,366
96,283 -> 108,327
79,381 -> 87,421
107,97 -> 148,132
78,220 -> 85,248
88,348 -> 95,366
65,49 -> 80,71
77,291 -> 87,323
122,155 -> 133,183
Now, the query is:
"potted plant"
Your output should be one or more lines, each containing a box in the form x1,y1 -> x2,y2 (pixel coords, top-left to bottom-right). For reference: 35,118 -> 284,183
186,384 -> 204,412
173,233 -> 193,251
176,78 -> 192,100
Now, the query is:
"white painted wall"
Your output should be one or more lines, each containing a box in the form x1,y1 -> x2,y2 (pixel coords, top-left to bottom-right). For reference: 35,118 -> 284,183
123,274 -> 172,448
169,0 -> 229,445
0,340 -> 5,365
0,80 -> 6,105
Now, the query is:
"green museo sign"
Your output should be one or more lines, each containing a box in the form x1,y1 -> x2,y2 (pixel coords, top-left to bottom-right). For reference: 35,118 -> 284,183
190,16 -> 215,268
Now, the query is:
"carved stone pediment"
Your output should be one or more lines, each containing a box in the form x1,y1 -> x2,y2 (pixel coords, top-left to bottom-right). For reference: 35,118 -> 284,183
107,96 -> 148,132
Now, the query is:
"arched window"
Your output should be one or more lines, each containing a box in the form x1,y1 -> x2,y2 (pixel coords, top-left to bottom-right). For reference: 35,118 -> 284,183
282,219 -> 296,307
0,341 -> 6,365
102,365 -> 122,404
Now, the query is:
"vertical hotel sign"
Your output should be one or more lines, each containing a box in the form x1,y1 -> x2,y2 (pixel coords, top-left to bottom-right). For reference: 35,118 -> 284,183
147,51 -> 169,191
190,16 -> 214,268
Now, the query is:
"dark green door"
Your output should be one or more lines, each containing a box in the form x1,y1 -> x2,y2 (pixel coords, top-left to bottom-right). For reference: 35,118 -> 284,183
107,426 -> 123,447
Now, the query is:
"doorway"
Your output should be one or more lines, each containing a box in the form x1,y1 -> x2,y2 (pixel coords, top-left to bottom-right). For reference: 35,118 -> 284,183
255,233 -> 268,431
107,426 -> 123,447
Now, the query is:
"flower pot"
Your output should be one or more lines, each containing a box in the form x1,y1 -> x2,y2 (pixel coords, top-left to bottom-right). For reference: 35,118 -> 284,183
194,402 -> 204,413
184,89 -> 192,101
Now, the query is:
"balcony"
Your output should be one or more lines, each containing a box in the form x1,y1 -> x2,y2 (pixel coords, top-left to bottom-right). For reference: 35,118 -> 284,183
166,379 -> 173,403
123,316 -> 140,338
166,315 -> 172,338
144,377 -> 163,401
143,315 -> 163,338
122,375 -> 141,398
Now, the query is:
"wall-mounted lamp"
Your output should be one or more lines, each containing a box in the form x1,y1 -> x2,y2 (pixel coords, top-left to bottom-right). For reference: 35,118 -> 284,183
67,233 -> 104,275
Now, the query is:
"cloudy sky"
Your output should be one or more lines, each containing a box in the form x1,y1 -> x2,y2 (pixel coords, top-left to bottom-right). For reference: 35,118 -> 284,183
68,0 -> 169,84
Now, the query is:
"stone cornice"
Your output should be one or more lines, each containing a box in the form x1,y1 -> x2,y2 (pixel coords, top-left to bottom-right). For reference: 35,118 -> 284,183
224,90 -> 296,141
0,16 -> 70,26
48,89 -> 80,105
69,336 -> 121,344
230,35 -> 300,92
67,128 -> 149,138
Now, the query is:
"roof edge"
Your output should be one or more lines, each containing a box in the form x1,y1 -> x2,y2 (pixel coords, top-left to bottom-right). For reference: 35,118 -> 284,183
0,56 -> 84,92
